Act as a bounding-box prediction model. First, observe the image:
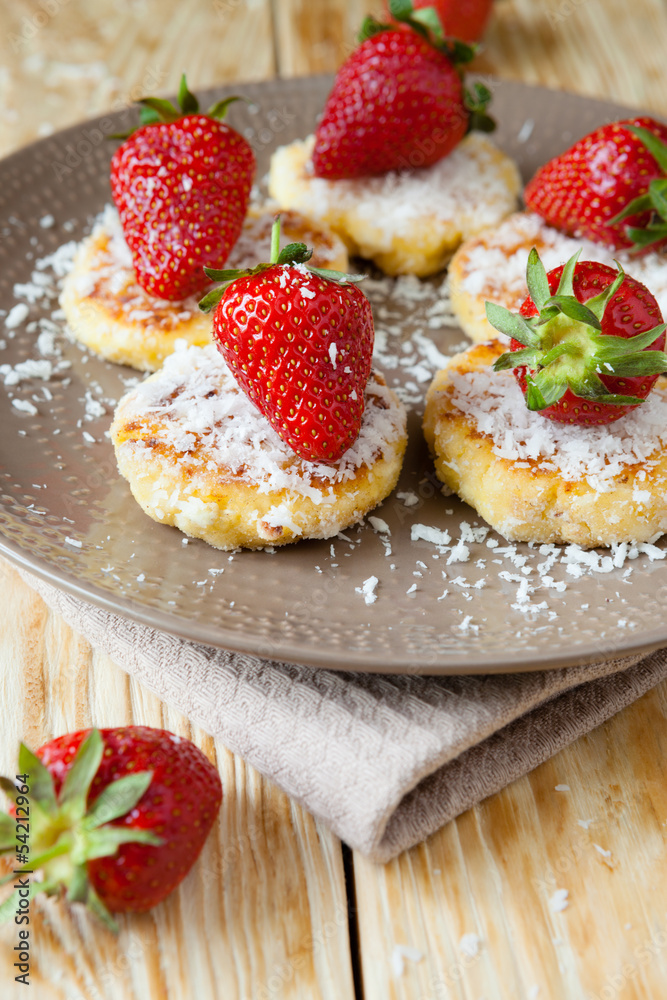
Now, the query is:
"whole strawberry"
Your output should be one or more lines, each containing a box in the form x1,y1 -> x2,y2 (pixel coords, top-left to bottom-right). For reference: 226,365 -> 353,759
486,248 -> 667,425
387,0 -> 494,42
111,75 -> 255,301
311,0 -> 493,179
0,727 -> 222,929
200,218 -> 373,463
524,117 -> 667,253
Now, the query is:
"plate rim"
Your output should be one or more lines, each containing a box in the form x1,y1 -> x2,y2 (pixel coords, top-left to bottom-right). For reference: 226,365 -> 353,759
1,75 -> 666,674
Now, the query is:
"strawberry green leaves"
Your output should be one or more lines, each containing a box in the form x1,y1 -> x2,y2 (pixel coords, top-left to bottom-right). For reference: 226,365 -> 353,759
360,0 -> 477,64
525,118 -> 667,254
463,82 -> 494,134
609,124 -> 667,251
17,742 -> 57,812
0,729 -> 160,931
485,302 -> 540,348
199,217 -> 366,314
486,248 -> 667,418
0,813 -> 16,852
110,74 -> 248,140
626,125 -> 667,173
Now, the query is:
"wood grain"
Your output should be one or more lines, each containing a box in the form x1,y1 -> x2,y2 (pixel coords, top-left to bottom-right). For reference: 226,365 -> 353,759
272,0 -> 370,77
353,684 -> 667,999
2,1 -> 667,998
0,561 -> 355,1000
0,0 -> 276,158
479,0 -> 667,114
267,2 -> 667,997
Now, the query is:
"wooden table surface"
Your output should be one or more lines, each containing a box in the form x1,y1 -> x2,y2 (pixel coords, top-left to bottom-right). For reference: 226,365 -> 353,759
1,2 -> 667,998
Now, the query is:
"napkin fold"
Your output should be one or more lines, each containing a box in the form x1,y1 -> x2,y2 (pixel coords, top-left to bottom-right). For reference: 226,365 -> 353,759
21,570 -> 667,862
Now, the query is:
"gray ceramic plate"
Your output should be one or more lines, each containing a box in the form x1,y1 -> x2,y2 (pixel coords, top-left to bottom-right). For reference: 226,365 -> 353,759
1,75 -> 666,674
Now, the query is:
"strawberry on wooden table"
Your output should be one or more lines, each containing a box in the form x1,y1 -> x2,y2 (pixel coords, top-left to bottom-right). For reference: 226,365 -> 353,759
524,117 -> 667,253
199,218 -> 373,464
0,727 -> 222,929
387,0 -> 494,42
311,0 -> 494,180
486,248 -> 667,425
111,74 -> 255,301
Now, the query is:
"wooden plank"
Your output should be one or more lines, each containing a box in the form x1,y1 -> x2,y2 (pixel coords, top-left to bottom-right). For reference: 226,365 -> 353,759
353,687 -> 667,1000
0,560 -> 355,1000
0,0 -> 276,158
477,0 -> 667,114
272,0 -> 370,77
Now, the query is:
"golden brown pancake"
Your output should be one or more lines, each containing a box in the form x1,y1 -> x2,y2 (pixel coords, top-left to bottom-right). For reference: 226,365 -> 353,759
111,343 -> 408,550
268,133 -> 521,277
423,340 -> 667,547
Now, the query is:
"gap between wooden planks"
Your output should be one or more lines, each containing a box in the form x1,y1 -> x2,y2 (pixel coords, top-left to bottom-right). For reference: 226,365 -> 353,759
2,561 -> 666,1000
1,0 -> 667,997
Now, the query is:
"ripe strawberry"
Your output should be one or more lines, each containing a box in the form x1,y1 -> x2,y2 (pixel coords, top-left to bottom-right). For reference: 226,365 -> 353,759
524,117 -> 667,253
0,727 -> 222,929
387,0 -> 494,42
110,74 -> 255,301
200,218 -> 374,463
311,0 -> 494,179
486,248 -> 667,425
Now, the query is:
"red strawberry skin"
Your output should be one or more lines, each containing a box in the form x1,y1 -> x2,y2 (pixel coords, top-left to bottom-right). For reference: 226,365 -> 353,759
311,29 -> 467,179
212,265 -> 374,463
513,260 -> 665,425
524,117 -> 667,252
394,0 -> 493,41
38,727 -> 222,913
111,115 -> 255,301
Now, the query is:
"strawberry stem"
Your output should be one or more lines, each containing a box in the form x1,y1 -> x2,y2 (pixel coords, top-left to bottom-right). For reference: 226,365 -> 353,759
199,219 -> 365,314
270,216 -> 281,264
358,2 -> 476,65
109,74 -> 248,141
178,73 -> 199,115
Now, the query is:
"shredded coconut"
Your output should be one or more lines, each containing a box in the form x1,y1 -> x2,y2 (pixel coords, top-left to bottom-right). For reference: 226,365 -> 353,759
5,303 -> 29,329
116,344 -> 406,502
391,945 -> 423,977
356,576 -> 379,605
446,365 -> 667,491
285,133 -> 518,246
460,211 -> 667,319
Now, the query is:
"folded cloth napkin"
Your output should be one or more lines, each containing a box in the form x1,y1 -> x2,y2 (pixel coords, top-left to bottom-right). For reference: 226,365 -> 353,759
21,570 -> 667,862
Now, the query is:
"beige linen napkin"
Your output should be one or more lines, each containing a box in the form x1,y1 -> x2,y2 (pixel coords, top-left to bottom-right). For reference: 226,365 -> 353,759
21,570 -> 667,862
